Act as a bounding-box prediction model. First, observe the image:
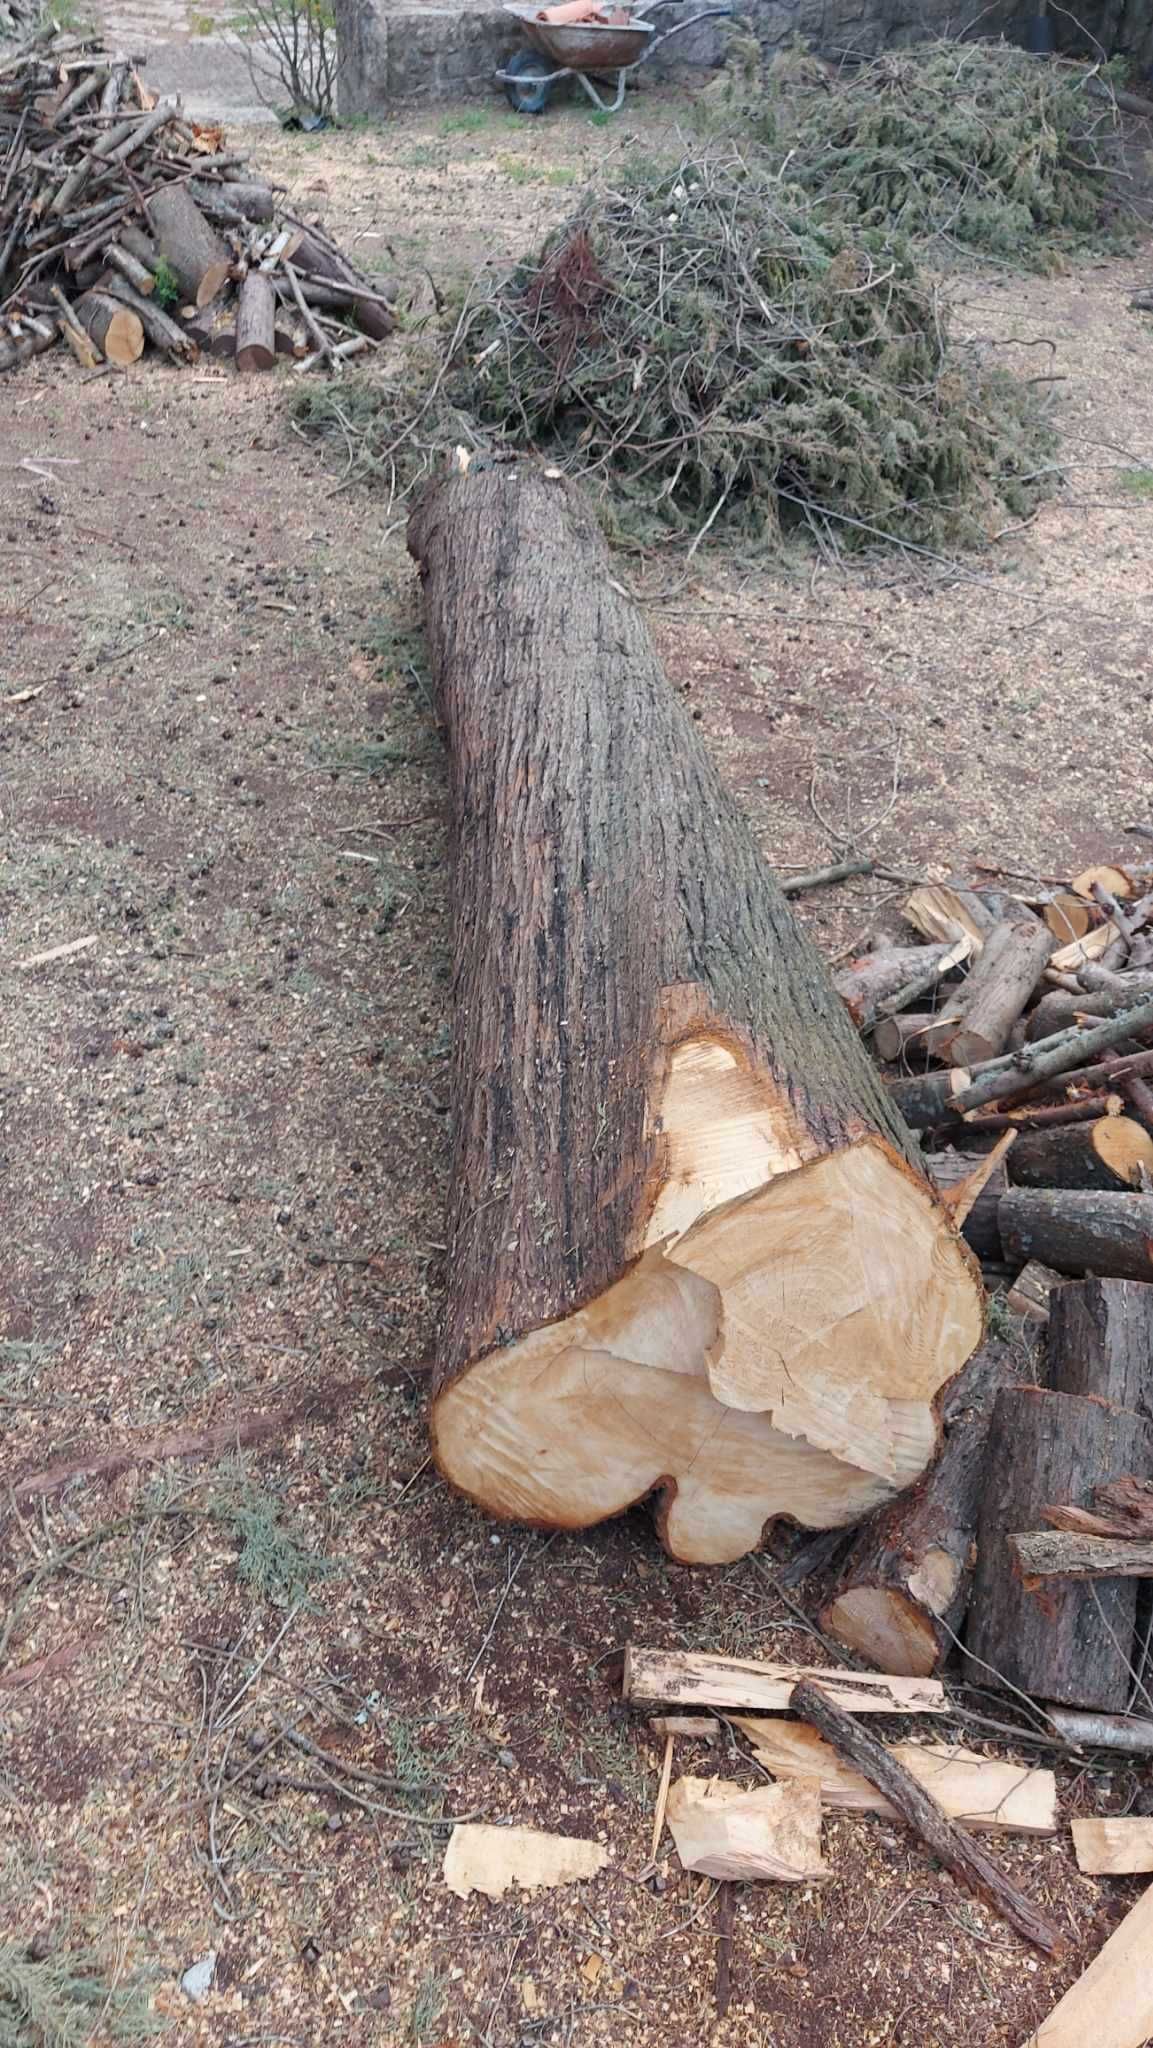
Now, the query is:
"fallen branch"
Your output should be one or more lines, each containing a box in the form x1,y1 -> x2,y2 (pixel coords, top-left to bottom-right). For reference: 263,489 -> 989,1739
1011,1530 -> 1153,1578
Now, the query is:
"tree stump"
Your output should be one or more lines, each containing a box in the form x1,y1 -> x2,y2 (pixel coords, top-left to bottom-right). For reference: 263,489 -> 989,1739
407,465 -> 983,1565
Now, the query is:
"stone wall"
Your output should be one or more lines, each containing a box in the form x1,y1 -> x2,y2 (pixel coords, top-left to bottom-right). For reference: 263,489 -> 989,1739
334,0 -> 1019,115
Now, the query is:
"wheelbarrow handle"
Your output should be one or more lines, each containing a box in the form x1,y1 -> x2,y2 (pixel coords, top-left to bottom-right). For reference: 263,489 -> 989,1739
647,4 -> 734,47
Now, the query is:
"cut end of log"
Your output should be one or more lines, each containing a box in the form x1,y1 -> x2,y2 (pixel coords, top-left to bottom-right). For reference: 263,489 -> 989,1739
432,1128 -> 983,1566
820,1579 -> 953,1679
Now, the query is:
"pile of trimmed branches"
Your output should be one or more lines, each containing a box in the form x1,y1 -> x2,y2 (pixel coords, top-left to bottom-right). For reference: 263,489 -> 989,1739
357,147 -> 1055,553
747,39 -> 1131,270
0,27 -> 399,374
827,844 -> 1153,1292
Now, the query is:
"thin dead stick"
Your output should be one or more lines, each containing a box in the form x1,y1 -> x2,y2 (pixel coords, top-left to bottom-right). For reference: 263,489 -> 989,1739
16,933 -> 96,970
790,1680 -> 1064,1956
650,1733 -> 674,1861
779,859 -> 874,897
715,1880 -> 736,2019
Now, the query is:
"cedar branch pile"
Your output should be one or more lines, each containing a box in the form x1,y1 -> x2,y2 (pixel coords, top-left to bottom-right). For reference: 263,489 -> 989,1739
722,37 -> 1132,271
0,26 -> 400,375
297,145 -> 1058,553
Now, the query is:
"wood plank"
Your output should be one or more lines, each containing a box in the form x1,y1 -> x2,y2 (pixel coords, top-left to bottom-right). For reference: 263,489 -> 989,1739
1022,1882 -> 1153,2046
1072,1819 -> 1153,1875
729,1717 -> 1056,1836
622,1648 -> 947,1716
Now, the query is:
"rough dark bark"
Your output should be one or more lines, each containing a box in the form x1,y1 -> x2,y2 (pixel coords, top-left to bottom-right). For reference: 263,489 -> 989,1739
965,1387 -> 1153,1710
885,1069 -> 967,1132
100,272 -> 197,356
1008,1116 -> 1153,1193
998,1189 -> 1153,1282
1046,1279 -> 1153,1421
820,1344 -> 1022,1675
145,184 -> 231,307
407,465 -> 983,1565
789,1679 -> 1064,1955
1012,1530 -> 1153,1578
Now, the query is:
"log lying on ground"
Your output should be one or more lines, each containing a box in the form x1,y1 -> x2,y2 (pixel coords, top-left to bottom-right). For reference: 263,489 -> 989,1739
145,183 -> 231,307
74,287 -> 142,364
872,1010 -> 956,1063
665,1773 -> 828,1882
1046,1707 -> 1153,1753
886,1067 -> 969,1131
408,467 -> 983,1564
234,270 -> 275,372
999,1190 -> 1153,1282
818,1344 -> 1021,1675
1007,1116 -> 1153,1193
938,914 -> 1055,1067
622,1647 -> 947,1714
1045,1280 -> 1153,1420
965,1388 -> 1153,1710
790,1679 -> 1063,1955
833,945 -> 950,1030
1021,1881 -> 1153,2048
928,1148 -> 1008,1262
729,1715 -> 1057,1834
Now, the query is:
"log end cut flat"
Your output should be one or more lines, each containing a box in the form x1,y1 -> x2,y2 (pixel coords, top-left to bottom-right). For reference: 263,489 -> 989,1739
413,466 -> 984,1566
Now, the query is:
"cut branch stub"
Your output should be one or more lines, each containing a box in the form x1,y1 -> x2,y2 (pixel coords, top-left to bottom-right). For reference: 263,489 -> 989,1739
408,466 -> 983,1565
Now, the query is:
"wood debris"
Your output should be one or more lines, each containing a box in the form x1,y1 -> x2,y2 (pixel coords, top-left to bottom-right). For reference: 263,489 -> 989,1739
665,1773 -> 828,1883
622,1648 -> 947,1715
728,1717 -> 1057,1835
1022,1880 -> 1153,2046
0,26 -> 399,375
1071,1818 -> 1153,1875
442,1824 -> 608,1899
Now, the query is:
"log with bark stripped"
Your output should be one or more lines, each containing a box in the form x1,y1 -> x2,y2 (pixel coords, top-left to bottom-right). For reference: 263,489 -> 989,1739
407,466 -> 984,1564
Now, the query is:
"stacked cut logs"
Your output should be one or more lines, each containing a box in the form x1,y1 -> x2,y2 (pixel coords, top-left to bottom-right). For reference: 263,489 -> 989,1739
817,853 -> 1153,1703
0,27 -> 400,374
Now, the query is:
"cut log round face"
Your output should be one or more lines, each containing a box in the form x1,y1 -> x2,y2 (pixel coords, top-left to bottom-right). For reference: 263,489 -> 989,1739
820,1585 -> 947,1678
433,1060 -> 981,1565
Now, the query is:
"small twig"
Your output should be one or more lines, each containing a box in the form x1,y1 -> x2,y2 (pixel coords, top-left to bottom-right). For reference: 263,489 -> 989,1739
779,858 -> 874,897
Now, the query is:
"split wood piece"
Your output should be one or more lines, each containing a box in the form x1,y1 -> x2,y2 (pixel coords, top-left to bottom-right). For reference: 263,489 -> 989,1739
790,1679 -> 1063,1954
622,1648 -> 946,1715
1045,1476 -> 1153,1541
408,466 -> 983,1565
999,1190 -> 1153,1284
1046,1279 -> 1153,1421
965,1387 -> 1153,1711
1048,921 -> 1123,975
950,993 -> 1153,1115
818,1343 -> 1021,1676
1072,865 -> 1139,903
442,1823 -> 607,1899
665,1773 -> 827,1883
103,241 -> 154,294
74,286 -> 142,364
48,282 -> 99,366
903,884 -> 997,951
938,1132 -> 1016,1231
145,182 -> 230,307
649,1715 -> 720,1739
234,269 -> 275,372
872,1010 -> 958,1064
1071,1818 -> 1153,1875
938,916 -> 1055,1068
650,1731 -> 674,1859
1020,1880 -> 1153,2048
1012,1531 -> 1153,1578
99,273 -> 196,356
887,1068 -> 969,1132
1047,1708 -> 1153,1754
928,1147 -> 1009,1262
833,944 -> 951,1030
1006,1261 -> 1065,1323
1008,1116 -> 1153,1193
729,1716 -> 1057,1836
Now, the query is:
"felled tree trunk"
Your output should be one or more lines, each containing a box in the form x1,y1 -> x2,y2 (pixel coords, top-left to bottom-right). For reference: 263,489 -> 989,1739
965,1387 -> 1153,1710
407,465 -> 983,1566
819,1345 -> 1021,1675
999,1189 -> 1153,1282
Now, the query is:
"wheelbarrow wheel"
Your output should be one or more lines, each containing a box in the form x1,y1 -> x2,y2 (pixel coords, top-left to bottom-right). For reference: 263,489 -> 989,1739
503,47 -> 553,113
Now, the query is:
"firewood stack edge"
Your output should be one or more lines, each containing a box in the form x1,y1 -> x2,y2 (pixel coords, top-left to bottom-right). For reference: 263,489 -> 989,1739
0,26 -> 399,375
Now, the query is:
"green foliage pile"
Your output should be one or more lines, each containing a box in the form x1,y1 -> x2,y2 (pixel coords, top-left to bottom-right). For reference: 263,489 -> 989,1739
0,1941 -> 158,2047
752,39 -> 1128,270
443,148 -> 1057,552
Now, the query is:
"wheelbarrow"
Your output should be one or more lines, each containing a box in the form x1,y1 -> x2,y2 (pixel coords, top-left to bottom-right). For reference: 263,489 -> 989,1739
497,0 -> 732,114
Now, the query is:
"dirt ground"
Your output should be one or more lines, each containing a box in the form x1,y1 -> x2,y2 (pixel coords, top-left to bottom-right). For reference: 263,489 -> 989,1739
4,86 -> 1153,2048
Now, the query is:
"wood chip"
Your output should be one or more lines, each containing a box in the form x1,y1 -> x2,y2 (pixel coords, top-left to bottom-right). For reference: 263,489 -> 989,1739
442,1824 -> 608,1899
729,1717 -> 1056,1835
666,1773 -> 827,1883
1071,1818 -> 1153,1875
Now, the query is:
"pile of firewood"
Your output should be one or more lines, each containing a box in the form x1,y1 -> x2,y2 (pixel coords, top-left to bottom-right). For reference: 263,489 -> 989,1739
0,27 -> 398,374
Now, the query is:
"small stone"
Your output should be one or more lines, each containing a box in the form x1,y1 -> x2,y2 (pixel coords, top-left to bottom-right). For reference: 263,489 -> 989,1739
181,1953 -> 217,2002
